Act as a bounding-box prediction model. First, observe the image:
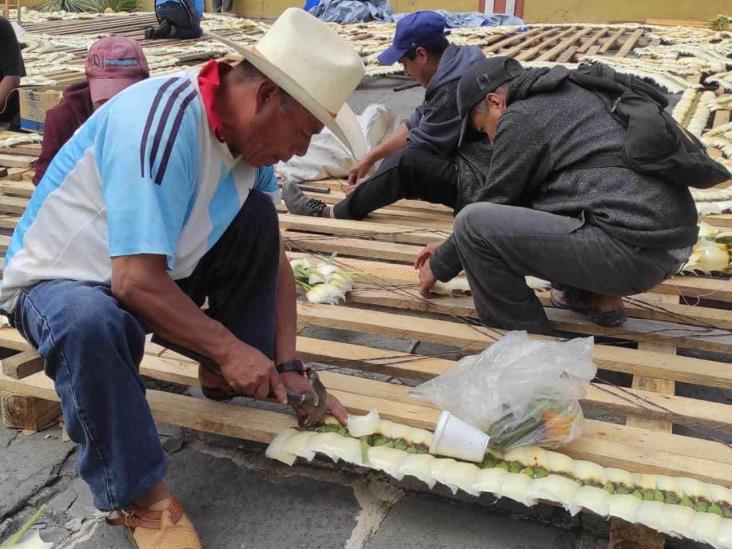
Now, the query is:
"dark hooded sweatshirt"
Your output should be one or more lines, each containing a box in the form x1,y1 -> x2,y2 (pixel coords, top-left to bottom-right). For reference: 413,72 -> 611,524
430,66 -> 699,281
33,81 -> 94,186
405,44 -> 492,211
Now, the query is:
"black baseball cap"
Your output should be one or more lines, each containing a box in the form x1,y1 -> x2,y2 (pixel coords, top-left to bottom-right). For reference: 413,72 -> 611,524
457,56 -> 525,146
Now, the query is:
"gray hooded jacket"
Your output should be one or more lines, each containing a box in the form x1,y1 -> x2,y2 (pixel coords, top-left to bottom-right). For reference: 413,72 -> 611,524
431,66 -> 699,281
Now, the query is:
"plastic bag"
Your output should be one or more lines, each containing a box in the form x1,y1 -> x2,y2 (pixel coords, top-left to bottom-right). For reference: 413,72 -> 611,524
410,331 -> 596,451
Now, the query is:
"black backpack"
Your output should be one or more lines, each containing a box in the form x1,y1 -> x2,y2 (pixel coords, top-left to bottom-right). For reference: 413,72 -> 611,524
560,62 -> 729,189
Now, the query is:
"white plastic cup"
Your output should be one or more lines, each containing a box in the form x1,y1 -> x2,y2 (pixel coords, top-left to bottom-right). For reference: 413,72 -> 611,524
429,410 -> 490,463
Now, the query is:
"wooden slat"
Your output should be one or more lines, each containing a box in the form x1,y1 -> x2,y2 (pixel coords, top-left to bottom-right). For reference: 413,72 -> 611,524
347,287 -> 732,354
614,28 -> 645,58
284,233 -> 732,303
498,28 -> 561,58
598,28 -> 625,54
535,28 -> 593,62
482,27 -> 548,55
295,303 -> 732,389
576,28 -> 607,55
291,337 -> 731,433
516,28 -> 578,62
138,354 -> 732,484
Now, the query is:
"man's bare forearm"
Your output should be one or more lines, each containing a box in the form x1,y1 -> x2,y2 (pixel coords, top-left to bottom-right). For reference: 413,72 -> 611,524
274,244 -> 298,365
111,255 -> 237,365
365,123 -> 409,164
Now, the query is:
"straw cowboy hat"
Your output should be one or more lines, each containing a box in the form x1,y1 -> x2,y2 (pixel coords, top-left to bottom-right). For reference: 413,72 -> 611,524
208,8 -> 367,159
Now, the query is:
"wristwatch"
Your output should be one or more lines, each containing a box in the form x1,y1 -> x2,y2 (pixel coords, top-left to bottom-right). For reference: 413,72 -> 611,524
276,358 -> 307,375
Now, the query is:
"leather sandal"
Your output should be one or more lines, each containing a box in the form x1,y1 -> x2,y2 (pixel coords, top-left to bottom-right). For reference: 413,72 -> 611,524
107,498 -> 202,549
549,287 -> 628,327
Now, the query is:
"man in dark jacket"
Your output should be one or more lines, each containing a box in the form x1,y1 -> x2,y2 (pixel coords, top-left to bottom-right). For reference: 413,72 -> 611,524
0,16 -> 25,129
284,10 -> 491,219
33,36 -> 149,185
416,57 -> 698,332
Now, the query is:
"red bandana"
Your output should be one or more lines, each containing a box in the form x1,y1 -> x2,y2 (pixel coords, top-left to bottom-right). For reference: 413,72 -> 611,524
197,59 -> 233,143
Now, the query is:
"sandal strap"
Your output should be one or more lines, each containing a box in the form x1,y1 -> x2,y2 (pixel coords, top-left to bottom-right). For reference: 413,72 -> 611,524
106,498 -> 184,531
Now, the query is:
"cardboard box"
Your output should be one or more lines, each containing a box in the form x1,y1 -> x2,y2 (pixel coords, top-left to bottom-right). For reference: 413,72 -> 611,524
18,86 -> 63,132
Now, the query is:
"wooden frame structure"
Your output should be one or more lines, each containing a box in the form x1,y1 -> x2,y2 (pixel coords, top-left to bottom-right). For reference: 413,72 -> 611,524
1,15 -> 731,548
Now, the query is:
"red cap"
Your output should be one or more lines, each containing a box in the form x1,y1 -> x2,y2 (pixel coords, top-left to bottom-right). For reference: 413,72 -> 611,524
85,36 -> 149,105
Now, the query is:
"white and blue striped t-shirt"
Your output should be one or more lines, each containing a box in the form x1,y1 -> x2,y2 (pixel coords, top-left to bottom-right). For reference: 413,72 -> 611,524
0,69 -> 279,313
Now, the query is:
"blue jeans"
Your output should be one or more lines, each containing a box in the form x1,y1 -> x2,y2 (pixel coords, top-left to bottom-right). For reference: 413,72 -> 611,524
11,191 -> 280,510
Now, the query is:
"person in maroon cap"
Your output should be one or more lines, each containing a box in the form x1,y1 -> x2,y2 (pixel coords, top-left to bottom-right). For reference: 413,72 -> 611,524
33,36 -> 149,186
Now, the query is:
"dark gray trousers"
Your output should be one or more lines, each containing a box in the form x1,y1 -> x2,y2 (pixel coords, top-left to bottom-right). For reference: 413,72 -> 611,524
453,203 -> 689,333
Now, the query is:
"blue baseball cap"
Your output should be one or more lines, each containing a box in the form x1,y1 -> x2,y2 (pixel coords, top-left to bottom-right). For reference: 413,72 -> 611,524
377,11 -> 447,66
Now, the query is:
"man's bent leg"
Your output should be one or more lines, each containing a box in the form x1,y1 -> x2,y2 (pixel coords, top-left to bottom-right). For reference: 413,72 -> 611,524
453,203 -> 678,333
177,190 -> 280,357
332,149 -> 458,220
14,280 -> 163,511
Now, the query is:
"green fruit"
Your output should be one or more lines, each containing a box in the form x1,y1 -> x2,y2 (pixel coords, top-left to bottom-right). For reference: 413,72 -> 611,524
383,440 -> 395,449
534,468 -> 549,479
496,462 -> 510,471
695,500 -> 709,513
603,482 -> 616,494
372,437 -> 387,447
653,490 -> 664,502
722,506 -> 732,519
708,503 -> 723,516
520,467 -> 535,478
509,462 -> 522,474
680,496 -> 694,508
394,441 -> 408,451
643,489 -> 656,501
482,455 -> 497,468
338,427 -> 348,436
632,489 -> 644,500
616,485 -> 633,495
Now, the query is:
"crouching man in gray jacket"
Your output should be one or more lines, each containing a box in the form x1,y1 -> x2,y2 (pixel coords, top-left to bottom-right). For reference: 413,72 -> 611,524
416,57 -> 698,333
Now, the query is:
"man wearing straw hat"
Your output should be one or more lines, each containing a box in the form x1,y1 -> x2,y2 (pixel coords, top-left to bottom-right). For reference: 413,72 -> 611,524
0,9 -> 364,548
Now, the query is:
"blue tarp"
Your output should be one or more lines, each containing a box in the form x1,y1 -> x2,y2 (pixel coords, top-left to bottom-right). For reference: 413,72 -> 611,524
306,0 -> 525,27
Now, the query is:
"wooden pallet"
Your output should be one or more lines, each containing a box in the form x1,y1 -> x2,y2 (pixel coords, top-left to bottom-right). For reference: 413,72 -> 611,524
0,172 -> 730,548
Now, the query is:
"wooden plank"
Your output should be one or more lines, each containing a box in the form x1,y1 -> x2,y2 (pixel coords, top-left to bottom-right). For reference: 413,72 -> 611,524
576,28 -> 607,55
2,349 -> 43,379
516,28 -> 578,62
289,253 -> 732,329
0,370 -> 293,444
598,28 -> 625,54
142,355 -> 732,482
1,359 -> 730,484
482,27 -> 548,55
535,28 -> 592,62
0,180 -> 34,199
283,230 -> 422,262
1,390 -> 60,432
279,214 -> 449,245
614,28 -> 645,58
555,46 -> 578,64
346,287 -> 732,354
295,303 -> 732,389
703,214 -> 732,228
499,28 -> 561,58
0,195 -> 29,214
612,295 -> 676,549
139,352 -> 732,479
0,154 -> 35,169
291,337 -> 731,433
